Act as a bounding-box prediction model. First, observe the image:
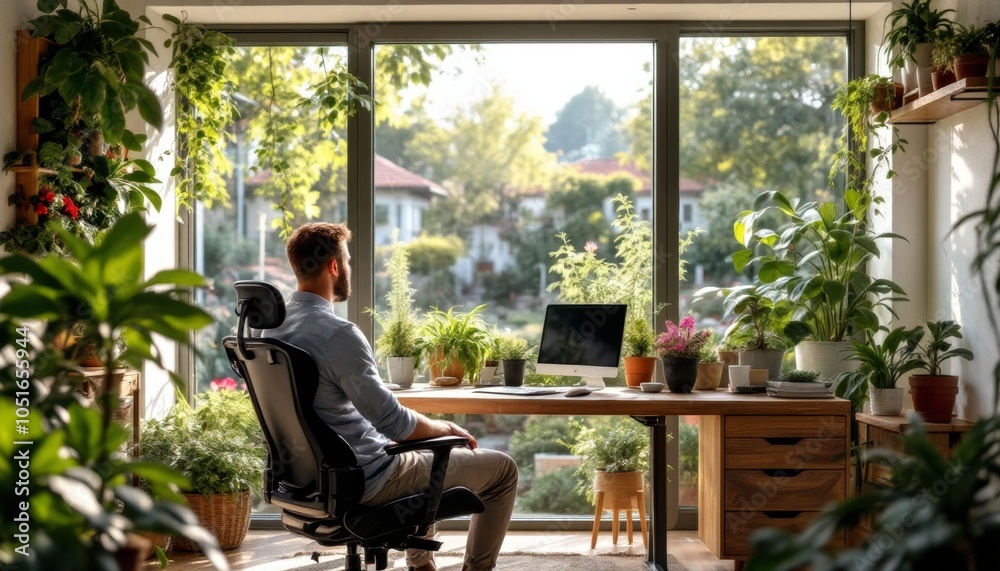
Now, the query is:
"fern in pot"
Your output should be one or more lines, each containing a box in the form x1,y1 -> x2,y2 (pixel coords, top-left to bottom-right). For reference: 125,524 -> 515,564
140,385 -> 265,551
420,305 -> 490,385
623,316 -> 658,387
368,234 -> 423,388
492,330 -> 535,387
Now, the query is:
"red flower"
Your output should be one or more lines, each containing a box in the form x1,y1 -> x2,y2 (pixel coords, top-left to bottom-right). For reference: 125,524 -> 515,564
35,203 -> 48,216
40,190 -> 56,203
62,196 -> 79,219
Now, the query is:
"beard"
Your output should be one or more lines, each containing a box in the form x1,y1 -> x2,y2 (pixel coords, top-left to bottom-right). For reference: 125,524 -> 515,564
334,268 -> 351,301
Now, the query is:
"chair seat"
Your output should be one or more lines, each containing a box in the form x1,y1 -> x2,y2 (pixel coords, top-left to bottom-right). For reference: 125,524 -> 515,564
344,487 -> 485,541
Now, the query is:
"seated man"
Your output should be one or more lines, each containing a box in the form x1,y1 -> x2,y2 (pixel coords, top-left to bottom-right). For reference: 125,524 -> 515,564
267,222 -> 517,571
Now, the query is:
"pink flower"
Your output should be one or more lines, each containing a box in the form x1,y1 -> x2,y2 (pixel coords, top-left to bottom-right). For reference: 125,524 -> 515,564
584,241 -> 598,254
679,315 -> 696,331
210,377 -> 238,391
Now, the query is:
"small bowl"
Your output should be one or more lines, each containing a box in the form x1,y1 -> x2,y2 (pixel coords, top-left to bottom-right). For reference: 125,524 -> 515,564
640,382 -> 665,393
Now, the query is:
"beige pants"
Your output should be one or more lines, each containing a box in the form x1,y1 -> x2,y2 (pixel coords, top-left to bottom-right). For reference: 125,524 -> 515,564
361,448 -> 518,571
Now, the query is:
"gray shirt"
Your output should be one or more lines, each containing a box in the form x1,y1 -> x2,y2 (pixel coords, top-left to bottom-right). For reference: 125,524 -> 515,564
265,291 -> 418,501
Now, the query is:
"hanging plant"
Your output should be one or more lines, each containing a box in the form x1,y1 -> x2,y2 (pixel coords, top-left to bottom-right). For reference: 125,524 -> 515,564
163,13 -> 238,212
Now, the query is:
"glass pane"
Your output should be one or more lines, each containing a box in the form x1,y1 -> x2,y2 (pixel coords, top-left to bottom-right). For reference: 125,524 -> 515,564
678,36 -> 848,507
373,42 -> 653,518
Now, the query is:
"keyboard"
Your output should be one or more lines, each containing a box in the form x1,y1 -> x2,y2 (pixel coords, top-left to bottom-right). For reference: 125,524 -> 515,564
473,386 -> 560,396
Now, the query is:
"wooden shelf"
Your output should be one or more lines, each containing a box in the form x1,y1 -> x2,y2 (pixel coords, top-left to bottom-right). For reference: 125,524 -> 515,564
889,77 -> 992,124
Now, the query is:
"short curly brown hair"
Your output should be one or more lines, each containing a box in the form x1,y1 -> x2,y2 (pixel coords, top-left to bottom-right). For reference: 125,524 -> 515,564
285,223 -> 352,282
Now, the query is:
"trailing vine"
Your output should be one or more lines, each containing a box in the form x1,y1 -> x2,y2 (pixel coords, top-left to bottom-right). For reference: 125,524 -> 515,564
164,13 -> 237,212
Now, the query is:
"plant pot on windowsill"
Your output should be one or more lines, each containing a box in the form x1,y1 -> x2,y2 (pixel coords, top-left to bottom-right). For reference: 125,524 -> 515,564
909,375 -> 959,423
661,357 -> 698,393
502,359 -> 526,387
931,68 -> 957,91
428,347 -> 465,383
386,356 -> 416,388
953,54 -> 993,80
869,386 -> 904,416
624,356 -> 657,387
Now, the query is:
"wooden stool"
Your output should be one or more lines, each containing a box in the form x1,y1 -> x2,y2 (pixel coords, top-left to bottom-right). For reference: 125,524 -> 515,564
590,470 -> 647,549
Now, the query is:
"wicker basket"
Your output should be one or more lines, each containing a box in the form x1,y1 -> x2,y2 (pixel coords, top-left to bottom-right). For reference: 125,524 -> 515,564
173,491 -> 252,551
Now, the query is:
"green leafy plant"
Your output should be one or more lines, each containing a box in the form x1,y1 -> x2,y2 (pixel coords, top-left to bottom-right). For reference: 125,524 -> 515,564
882,0 -> 956,70
164,13 -> 237,211
570,418 -> 649,474
775,369 -> 822,383
696,284 -> 792,351
912,320 -> 974,376
839,326 -> 924,393
932,23 -> 993,72
697,339 -> 720,363
420,305 -> 490,382
368,233 -> 423,366
732,191 -> 908,344
492,330 -> 534,361
141,387 -> 265,498
0,212 -> 223,570
623,316 -> 657,357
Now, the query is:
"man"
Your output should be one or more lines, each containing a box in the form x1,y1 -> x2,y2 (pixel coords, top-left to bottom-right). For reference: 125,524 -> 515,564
267,222 -> 517,571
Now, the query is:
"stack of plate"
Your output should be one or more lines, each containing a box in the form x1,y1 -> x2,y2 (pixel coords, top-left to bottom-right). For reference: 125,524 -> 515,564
766,380 -> 834,399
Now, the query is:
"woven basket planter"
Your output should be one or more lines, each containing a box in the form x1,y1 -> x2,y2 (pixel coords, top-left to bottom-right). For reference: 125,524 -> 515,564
173,491 -> 252,551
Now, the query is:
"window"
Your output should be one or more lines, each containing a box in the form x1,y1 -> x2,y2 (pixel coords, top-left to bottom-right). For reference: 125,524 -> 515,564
682,203 -> 692,223
375,203 -> 390,225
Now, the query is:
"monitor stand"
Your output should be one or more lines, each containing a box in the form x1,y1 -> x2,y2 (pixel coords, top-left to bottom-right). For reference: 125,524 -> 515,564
582,377 -> 606,390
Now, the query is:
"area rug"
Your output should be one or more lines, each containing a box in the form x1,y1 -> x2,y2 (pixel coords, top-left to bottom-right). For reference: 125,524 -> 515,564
270,551 -> 687,571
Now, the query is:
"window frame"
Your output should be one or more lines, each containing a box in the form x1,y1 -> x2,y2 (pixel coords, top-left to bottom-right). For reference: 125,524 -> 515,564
178,19 -> 863,532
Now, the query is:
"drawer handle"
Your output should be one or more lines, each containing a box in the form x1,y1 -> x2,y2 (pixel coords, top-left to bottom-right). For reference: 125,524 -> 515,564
762,511 -> 803,519
761,469 -> 803,478
764,437 -> 804,446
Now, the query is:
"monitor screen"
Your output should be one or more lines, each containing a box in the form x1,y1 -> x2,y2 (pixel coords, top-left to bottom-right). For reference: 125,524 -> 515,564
536,304 -> 628,369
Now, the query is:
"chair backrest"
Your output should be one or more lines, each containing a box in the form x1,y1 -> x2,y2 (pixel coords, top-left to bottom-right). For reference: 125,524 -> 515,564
224,281 -> 364,519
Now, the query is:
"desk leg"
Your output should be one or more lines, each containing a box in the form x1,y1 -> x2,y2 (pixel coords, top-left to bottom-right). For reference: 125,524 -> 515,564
632,416 -> 668,571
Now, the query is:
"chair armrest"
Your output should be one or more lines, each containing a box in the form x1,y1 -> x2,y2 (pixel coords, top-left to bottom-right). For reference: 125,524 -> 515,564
384,436 -> 469,456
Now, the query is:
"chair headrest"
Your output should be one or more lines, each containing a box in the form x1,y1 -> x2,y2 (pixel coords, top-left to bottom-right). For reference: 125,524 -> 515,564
234,281 -> 286,329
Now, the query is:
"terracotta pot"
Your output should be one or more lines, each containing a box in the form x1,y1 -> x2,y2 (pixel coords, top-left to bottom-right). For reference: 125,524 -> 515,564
871,85 -> 896,114
931,68 -> 957,91
661,357 -> 698,393
174,491 -> 252,551
893,82 -> 905,109
909,375 -> 959,423
502,359 -> 526,387
428,347 -> 464,382
954,55 -> 991,80
694,362 -> 724,390
624,356 -> 657,387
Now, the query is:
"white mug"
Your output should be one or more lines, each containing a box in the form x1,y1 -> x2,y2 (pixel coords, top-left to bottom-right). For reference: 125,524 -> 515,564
729,365 -> 751,389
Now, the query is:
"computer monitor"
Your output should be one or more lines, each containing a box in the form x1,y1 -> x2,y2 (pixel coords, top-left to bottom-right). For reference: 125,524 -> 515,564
535,303 -> 628,389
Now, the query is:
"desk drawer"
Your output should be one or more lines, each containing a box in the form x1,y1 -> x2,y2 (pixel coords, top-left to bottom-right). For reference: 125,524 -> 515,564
725,437 -> 845,469
726,415 -> 845,438
724,511 -> 845,557
724,469 -> 845,511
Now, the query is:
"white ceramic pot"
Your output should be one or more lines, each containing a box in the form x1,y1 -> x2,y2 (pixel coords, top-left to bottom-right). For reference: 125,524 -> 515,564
902,59 -> 918,96
738,349 -> 785,380
869,387 -> 904,416
386,356 -> 416,388
479,365 -> 498,385
794,341 -> 858,384
914,42 -> 935,97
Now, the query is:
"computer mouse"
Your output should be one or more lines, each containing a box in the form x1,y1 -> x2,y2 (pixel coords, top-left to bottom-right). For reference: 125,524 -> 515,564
564,387 -> 593,397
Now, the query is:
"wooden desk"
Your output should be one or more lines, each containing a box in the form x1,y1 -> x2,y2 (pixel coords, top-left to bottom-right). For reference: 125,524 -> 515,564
397,386 -> 850,570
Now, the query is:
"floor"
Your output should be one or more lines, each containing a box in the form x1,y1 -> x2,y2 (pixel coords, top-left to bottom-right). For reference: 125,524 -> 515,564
165,529 -> 735,570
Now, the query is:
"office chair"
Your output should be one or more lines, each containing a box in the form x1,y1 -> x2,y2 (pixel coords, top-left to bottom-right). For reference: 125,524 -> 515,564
223,281 -> 485,571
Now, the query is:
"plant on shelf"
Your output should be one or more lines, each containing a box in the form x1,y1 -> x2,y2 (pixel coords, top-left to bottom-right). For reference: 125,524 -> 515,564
2,0 -> 165,257
656,316 -> 711,393
140,385 -> 265,551
836,326 -> 924,417
909,320 -> 974,422
492,329 -> 535,387
368,233 -> 423,388
0,212 -> 223,570
622,316 -> 658,387
163,13 -> 238,212
933,23 -> 996,80
420,305 -> 490,385
882,0 -> 955,95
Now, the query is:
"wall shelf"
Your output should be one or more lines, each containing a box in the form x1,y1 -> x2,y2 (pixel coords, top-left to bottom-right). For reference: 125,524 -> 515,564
889,77 -> 992,124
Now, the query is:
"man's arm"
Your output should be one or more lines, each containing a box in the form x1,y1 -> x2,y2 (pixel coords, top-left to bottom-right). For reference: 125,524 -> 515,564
403,413 -> 478,450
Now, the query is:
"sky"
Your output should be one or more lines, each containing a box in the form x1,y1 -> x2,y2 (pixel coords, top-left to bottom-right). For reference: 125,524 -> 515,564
381,42 -> 654,124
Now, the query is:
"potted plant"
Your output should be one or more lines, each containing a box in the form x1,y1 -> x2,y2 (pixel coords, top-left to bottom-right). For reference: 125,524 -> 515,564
420,305 -> 490,385
368,234 -> 423,388
622,316 -> 658,387
569,418 -> 649,538
716,329 -> 749,388
774,369 -> 823,384
492,329 -> 535,387
930,28 -> 959,90
694,338 -> 724,390
733,191 -> 908,381
141,384 -> 265,551
655,316 -> 711,393
0,213 -> 225,570
698,284 -> 791,381
842,326 -> 925,416
938,23 -> 996,80
909,320 -> 974,422
882,0 -> 956,97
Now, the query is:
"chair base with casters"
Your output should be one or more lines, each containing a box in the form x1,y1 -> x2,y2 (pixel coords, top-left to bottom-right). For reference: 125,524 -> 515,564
223,280 -> 484,570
